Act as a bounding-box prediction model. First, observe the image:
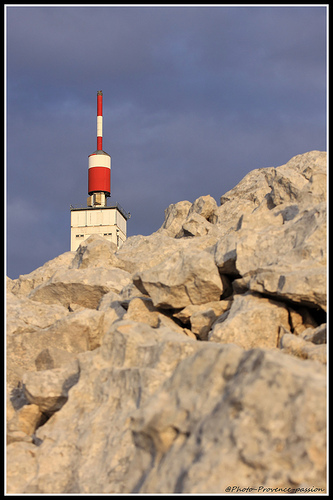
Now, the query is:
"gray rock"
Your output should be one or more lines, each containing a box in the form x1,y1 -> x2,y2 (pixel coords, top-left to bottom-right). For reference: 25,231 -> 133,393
133,249 -> 228,309
179,212 -> 212,237
209,292 -> 290,349
127,346 -> 326,493
234,202 -> 327,310
280,333 -> 326,364
7,308 -> 112,388
71,234 -> 119,269
188,194 -> 218,222
115,233 -> 182,274
10,251 -> 75,297
214,151 -> 327,311
157,200 -> 192,237
23,360 -> 80,414
28,267 -> 132,309
174,299 -> 232,340
300,323 -> 326,344
23,321 -> 203,493
6,292 -> 69,336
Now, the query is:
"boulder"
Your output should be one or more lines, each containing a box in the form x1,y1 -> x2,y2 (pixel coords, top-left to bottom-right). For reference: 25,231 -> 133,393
174,299 -> 232,340
6,292 -> 69,336
34,348 -> 79,372
7,404 -> 44,444
133,249 -> 229,309
209,292 -> 290,349
179,212 -> 213,237
97,290 -> 127,316
126,346 -> 326,493
280,332 -> 326,364
176,195 -> 219,237
6,308 -> 113,388
300,323 -> 326,344
10,251 -> 75,297
115,230 -> 220,276
28,267 -> 132,309
233,202 -> 327,310
214,151 -> 327,311
187,194 -> 218,222
11,321 -> 204,494
156,200 -> 192,237
22,360 -> 80,415
114,233 -> 182,274
6,442 -> 39,493
265,150 -> 327,206
124,297 -> 160,328
70,234 -> 119,269
214,165 -> 274,240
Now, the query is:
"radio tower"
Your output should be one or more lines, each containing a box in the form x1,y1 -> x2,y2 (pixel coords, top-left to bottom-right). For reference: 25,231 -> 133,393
70,90 -> 130,251
87,90 -> 111,207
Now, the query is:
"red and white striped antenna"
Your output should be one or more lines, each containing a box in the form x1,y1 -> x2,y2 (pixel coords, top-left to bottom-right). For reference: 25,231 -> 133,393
97,90 -> 103,151
87,90 -> 111,202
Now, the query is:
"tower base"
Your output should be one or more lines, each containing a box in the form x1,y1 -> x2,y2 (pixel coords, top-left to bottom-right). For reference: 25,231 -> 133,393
70,204 -> 129,251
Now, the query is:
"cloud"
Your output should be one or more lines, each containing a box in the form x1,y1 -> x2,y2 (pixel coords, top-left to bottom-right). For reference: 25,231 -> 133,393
6,5 -> 327,278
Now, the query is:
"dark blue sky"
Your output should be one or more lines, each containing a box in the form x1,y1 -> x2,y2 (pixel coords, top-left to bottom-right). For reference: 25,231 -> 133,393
6,5 -> 327,279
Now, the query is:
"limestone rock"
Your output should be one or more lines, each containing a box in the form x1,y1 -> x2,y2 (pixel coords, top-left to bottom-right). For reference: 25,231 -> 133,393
34,348 -> 78,372
118,281 -> 150,304
6,150 -> 327,494
157,200 -> 192,237
115,231 -> 219,276
6,441 -> 39,493
7,308 -> 111,388
133,249 -> 228,309
174,299 -> 232,340
214,165 -> 273,240
6,292 -> 69,336
28,267 -> 132,309
126,346 -> 326,493
280,332 -> 326,364
7,404 -> 44,444
188,194 -> 218,222
176,195 -> 219,238
234,202 -> 327,310
124,297 -> 160,328
265,150 -> 327,206
17,321 -> 204,493
179,212 -> 212,237
214,151 -> 327,311
115,233 -> 182,274
209,292 -> 290,349
97,290 -> 127,316
23,360 -> 80,414
10,251 -> 75,297
300,323 -> 326,344
71,234 -> 120,269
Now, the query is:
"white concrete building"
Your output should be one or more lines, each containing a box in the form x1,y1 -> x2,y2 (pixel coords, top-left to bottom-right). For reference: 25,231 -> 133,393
70,203 -> 129,252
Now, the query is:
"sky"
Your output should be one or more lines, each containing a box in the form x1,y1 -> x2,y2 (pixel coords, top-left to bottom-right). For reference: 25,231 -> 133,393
6,5 -> 327,279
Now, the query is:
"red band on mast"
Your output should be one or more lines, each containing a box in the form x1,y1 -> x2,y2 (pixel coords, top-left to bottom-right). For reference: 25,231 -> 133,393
97,93 -> 103,116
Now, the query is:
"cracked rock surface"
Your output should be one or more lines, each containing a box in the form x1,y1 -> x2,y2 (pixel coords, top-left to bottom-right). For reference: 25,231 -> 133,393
6,151 -> 327,493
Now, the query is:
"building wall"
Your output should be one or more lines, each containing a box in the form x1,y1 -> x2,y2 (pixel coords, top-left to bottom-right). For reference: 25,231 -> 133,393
70,208 -> 127,251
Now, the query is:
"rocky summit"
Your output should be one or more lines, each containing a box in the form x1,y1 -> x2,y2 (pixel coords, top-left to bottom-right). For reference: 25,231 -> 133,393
6,151 -> 327,494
